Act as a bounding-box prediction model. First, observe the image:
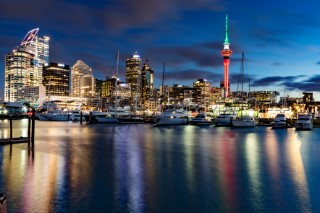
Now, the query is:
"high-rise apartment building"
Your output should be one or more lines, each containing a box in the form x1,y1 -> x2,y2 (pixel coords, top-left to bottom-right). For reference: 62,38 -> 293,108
21,28 -> 50,85
4,47 -> 35,102
71,60 -> 93,97
80,74 -> 95,98
4,28 -> 49,102
101,76 -> 117,98
125,51 -> 141,105
141,61 -> 154,106
193,79 -> 211,110
168,84 -> 196,108
43,63 -> 70,96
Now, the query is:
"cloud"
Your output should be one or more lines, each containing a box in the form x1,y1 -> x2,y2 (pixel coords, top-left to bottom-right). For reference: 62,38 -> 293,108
251,76 -> 305,87
249,75 -> 320,92
272,62 -> 283,66
148,43 -> 225,69
282,82 -> 320,92
162,69 -> 221,82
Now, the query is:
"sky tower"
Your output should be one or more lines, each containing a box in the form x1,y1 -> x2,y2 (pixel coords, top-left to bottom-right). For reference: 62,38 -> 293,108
221,15 -> 232,98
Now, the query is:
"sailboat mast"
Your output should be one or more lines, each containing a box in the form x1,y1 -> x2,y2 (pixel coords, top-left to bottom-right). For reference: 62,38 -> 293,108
161,62 -> 165,97
241,52 -> 244,100
248,77 -> 250,99
116,51 -> 119,77
161,62 -> 165,112
115,51 -> 119,116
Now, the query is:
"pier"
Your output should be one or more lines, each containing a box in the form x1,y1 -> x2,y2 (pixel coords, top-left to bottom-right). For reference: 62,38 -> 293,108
0,108 -> 36,146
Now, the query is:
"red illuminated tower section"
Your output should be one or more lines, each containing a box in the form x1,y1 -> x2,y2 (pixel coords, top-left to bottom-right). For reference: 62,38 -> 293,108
221,15 -> 232,98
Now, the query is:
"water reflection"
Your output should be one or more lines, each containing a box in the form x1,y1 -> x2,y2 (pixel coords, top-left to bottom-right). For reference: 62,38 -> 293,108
286,131 -> 311,211
113,125 -> 145,212
244,132 -> 262,209
0,122 -> 320,212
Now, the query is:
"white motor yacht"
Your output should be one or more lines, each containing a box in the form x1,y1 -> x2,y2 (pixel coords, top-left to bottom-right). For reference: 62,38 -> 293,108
189,113 -> 214,125
37,110 -> 70,121
271,113 -> 287,128
154,109 -> 189,125
118,114 -> 144,124
91,111 -> 120,124
215,113 -> 236,127
69,110 -> 86,121
295,113 -> 313,130
232,115 -> 257,128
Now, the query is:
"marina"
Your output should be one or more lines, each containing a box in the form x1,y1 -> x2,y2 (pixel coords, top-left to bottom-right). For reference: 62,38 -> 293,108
1,120 -> 320,212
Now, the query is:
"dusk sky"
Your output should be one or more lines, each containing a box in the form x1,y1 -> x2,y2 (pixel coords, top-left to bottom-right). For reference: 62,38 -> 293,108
1,0 -> 320,99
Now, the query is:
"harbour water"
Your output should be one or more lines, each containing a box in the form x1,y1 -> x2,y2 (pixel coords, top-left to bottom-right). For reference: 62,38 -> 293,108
1,119 -> 320,212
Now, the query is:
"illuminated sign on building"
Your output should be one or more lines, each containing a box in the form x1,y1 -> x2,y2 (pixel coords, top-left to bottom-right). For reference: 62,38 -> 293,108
21,28 -> 39,46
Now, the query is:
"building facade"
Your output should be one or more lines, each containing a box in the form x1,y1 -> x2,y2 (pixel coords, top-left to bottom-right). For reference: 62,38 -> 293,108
4,47 -> 35,102
43,63 -> 70,96
80,74 -> 95,98
71,60 -> 93,97
193,79 -> 211,110
21,28 -> 50,85
125,51 -> 141,106
141,61 -> 154,107
4,28 -> 49,103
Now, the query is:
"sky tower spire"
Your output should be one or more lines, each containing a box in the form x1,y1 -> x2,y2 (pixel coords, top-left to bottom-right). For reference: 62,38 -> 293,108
221,14 -> 233,98
224,14 -> 229,44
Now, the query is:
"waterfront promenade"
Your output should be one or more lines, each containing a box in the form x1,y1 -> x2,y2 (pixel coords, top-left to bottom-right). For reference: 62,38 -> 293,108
1,120 -> 320,212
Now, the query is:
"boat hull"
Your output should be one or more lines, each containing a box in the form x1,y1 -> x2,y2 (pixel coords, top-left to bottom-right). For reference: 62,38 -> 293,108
271,122 -> 287,129
215,119 -> 233,127
295,122 -> 313,130
232,120 -> 256,127
295,113 -> 313,130
189,121 -> 215,125
95,116 -> 120,123
232,116 -> 257,127
37,113 -> 70,121
155,117 -> 188,125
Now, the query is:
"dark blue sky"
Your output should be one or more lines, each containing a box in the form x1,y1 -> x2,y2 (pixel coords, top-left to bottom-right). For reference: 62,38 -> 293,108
1,0 -> 320,99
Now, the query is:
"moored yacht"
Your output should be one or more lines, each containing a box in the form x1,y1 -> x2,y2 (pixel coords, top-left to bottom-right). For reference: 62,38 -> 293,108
189,113 -> 215,125
232,115 -> 257,128
295,113 -> 313,130
89,111 -> 120,124
118,114 -> 144,124
69,110 -> 86,121
37,110 -> 70,121
271,113 -> 288,128
214,113 -> 236,127
153,109 -> 189,125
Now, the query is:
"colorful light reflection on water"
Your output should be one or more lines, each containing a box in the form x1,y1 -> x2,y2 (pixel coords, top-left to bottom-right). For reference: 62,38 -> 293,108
1,120 -> 320,212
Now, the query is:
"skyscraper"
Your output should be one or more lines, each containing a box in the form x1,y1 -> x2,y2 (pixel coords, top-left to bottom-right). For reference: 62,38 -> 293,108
20,28 -> 50,85
4,47 -> 35,102
141,60 -> 154,107
4,28 -> 49,103
125,51 -> 141,106
71,60 -> 93,97
193,79 -> 211,110
80,74 -> 95,98
220,15 -> 232,98
43,63 -> 70,96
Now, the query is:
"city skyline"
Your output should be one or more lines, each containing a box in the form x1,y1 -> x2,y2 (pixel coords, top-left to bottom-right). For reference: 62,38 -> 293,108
1,0 -> 320,100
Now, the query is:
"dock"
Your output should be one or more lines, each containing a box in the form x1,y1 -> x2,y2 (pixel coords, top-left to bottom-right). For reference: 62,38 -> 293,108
0,137 -> 30,145
0,108 -> 36,146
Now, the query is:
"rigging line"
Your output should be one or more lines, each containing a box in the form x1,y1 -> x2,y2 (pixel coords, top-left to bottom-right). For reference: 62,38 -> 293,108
108,52 -> 117,78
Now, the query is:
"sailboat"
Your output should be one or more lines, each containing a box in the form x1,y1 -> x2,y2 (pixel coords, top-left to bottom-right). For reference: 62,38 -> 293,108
232,52 -> 257,127
94,51 -> 120,124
